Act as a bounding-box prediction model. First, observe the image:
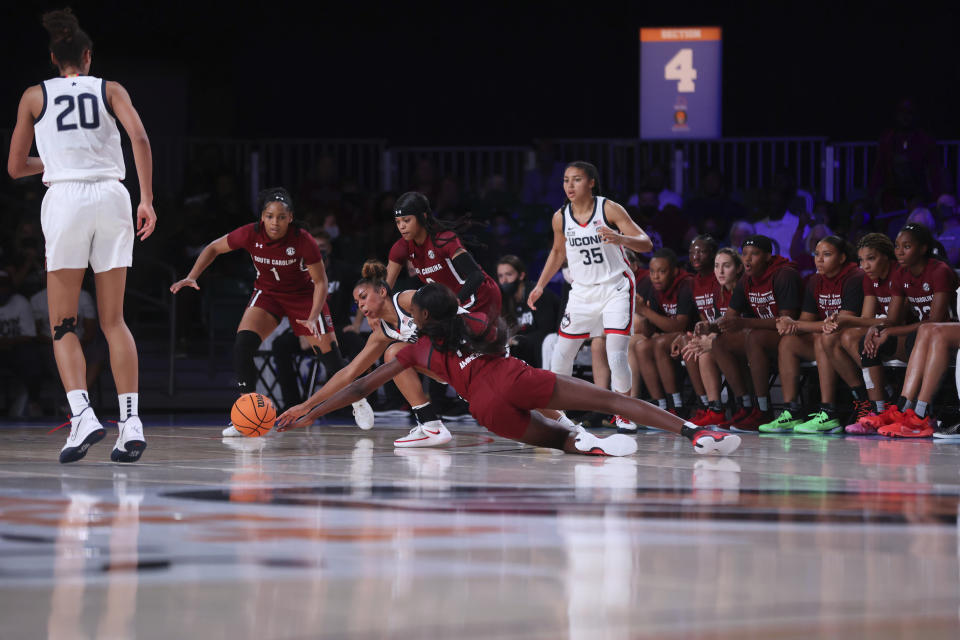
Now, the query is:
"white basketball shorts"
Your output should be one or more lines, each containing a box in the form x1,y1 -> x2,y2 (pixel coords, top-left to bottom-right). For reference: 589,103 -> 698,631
41,180 -> 133,272
558,273 -> 635,340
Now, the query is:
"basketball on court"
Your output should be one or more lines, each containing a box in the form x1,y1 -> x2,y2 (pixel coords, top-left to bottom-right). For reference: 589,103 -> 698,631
230,393 -> 276,437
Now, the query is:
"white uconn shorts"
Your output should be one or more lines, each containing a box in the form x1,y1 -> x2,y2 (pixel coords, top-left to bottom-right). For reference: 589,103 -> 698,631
41,180 -> 134,273
558,272 -> 635,339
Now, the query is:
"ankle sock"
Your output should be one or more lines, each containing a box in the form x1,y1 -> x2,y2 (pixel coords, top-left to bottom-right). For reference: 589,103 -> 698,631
119,393 -> 138,421
915,401 -> 929,419
671,393 -> 683,407
657,398 -> 668,410
741,396 -> 753,408
757,397 -> 769,412
66,390 -> 90,416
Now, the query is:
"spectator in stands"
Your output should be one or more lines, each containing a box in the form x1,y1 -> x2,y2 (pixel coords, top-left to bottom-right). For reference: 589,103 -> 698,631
0,270 -> 40,416
684,168 -> 746,240
727,220 -> 755,251
496,255 -> 559,368
906,207 -> 937,233
868,98 -> 943,212
755,191 -> 809,260
634,248 -> 696,415
628,166 -> 682,211
758,237 -> 864,434
936,195 -> 960,265
521,141 -> 566,209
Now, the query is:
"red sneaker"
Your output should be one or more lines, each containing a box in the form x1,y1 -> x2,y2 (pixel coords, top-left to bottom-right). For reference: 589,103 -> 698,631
689,408 -> 726,427
689,408 -> 708,423
728,407 -> 770,432
717,406 -> 751,429
860,405 -> 905,431
877,409 -> 935,438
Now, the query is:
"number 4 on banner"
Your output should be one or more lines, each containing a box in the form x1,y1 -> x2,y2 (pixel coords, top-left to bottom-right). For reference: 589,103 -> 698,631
664,48 -> 697,93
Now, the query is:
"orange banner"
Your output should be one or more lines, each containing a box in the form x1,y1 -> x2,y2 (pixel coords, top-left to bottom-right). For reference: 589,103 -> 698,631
640,27 -> 722,42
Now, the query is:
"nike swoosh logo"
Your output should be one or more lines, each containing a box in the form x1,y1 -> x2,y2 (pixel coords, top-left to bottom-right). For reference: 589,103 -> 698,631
423,429 -> 440,435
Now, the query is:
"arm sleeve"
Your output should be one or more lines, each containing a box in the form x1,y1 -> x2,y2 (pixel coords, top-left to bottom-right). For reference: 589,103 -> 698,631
226,224 -> 253,251
773,270 -> 802,311
729,281 -> 748,314
451,252 -> 486,303
841,274 -> 866,313
388,239 -> 408,264
801,282 -> 819,315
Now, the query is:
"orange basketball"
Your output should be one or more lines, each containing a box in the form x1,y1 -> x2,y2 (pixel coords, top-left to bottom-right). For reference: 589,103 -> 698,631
230,393 -> 276,437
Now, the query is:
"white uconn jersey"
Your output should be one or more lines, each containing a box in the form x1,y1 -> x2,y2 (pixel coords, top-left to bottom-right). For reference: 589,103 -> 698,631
563,196 -> 631,286
34,76 -> 124,183
379,292 -> 418,343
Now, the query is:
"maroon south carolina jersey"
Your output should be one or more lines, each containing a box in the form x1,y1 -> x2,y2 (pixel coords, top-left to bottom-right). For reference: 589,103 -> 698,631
692,271 -> 720,321
652,270 -> 695,321
394,313 -> 505,401
801,262 -> 865,319
730,256 -> 803,320
227,223 -> 323,295
863,268 -> 897,318
714,284 -> 733,318
388,231 -> 499,311
890,259 -> 958,321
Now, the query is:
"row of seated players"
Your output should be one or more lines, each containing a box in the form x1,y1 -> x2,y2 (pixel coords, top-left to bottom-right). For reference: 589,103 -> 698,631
564,222 -> 959,438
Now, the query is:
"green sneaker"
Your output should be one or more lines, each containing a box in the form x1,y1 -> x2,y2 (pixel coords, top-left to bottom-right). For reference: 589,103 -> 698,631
757,409 -> 805,433
794,410 -> 842,434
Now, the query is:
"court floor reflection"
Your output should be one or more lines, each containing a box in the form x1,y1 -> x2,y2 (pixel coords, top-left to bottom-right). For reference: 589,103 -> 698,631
0,422 -> 959,639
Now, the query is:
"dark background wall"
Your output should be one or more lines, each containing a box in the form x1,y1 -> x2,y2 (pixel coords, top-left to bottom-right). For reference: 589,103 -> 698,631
3,1 -> 959,142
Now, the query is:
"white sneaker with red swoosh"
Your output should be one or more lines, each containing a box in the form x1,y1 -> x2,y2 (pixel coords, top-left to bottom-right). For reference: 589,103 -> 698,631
393,420 -> 452,448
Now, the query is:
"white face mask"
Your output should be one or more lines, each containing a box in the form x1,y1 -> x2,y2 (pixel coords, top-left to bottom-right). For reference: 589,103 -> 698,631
325,223 -> 340,240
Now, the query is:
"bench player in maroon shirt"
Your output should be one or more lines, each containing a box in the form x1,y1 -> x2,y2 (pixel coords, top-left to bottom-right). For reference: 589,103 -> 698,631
757,236 -> 864,433
692,235 -> 803,431
850,223 -> 957,436
278,283 -> 742,457
682,235 -> 720,421
814,234 -> 899,432
633,248 -> 695,417
170,188 -> 373,434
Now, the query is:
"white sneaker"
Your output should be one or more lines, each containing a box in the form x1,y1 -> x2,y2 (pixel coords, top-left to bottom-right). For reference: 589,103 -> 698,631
111,416 -> 147,463
613,415 -> 639,433
222,423 -> 242,437
59,408 -> 106,464
352,399 -> 375,430
393,420 -> 452,448
573,427 -> 638,457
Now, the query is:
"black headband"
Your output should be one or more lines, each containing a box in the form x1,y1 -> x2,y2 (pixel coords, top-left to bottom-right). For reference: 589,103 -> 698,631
741,235 -> 773,253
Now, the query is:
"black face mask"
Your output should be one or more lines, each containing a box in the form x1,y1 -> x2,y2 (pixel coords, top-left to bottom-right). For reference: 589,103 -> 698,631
499,280 -> 520,298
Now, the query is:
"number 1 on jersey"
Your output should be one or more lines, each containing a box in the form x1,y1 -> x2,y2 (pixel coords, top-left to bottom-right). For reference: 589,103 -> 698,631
270,267 -> 280,281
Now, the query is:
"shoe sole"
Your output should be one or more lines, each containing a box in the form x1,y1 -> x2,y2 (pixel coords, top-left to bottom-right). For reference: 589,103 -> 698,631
393,434 -> 453,448
728,425 -> 760,432
583,434 -> 638,457
59,428 -> 106,464
879,430 -> 934,438
757,427 -> 793,434
111,441 -> 147,463
794,426 -> 843,434
694,434 -> 741,455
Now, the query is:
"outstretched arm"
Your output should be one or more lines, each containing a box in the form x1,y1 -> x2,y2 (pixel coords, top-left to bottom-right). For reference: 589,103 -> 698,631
170,235 -> 232,293
278,358 -> 409,430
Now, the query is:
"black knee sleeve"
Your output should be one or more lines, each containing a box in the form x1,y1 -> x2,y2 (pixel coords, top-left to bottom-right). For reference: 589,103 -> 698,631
233,330 -> 262,393
317,343 -> 346,377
